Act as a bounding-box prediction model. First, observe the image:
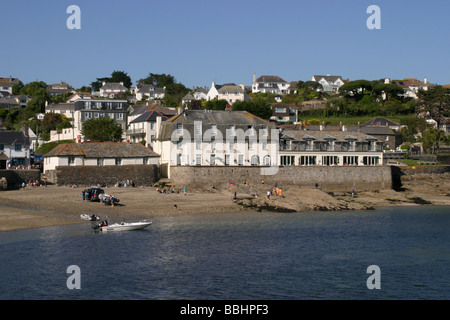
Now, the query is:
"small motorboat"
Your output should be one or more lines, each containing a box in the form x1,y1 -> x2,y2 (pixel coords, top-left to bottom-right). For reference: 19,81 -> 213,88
92,219 -> 152,232
80,214 -> 100,221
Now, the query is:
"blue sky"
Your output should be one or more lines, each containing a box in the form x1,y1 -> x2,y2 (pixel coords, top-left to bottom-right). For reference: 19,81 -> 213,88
1,0 -> 449,89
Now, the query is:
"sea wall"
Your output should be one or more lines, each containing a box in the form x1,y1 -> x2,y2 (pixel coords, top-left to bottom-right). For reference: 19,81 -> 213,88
168,166 -> 393,192
0,169 -> 42,189
46,165 -> 159,187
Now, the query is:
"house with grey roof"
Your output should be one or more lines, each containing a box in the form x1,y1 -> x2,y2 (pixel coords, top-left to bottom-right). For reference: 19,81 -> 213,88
0,129 -> 31,168
127,109 -> 171,149
311,75 -> 346,92
46,81 -> 75,96
279,128 -> 383,166
0,77 -> 20,95
132,83 -> 165,101
98,82 -> 128,98
43,142 -> 160,174
156,110 -> 278,168
217,84 -> 249,105
252,74 -> 290,95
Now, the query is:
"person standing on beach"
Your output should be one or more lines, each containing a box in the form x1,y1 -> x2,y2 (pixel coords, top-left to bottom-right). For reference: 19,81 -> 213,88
183,186 -> 187,196
81,191 -> 85,201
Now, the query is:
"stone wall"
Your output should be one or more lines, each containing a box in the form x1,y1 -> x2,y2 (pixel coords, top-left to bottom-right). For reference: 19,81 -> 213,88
169,166 -> 393,192
0,170 -> 42,189
46,165 -> 159,187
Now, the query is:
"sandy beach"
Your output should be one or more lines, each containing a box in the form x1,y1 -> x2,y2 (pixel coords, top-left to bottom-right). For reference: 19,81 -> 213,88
1,171 -> 449,232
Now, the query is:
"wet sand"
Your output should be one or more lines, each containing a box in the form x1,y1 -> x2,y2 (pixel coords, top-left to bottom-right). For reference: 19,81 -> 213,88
0,174 -> 449,232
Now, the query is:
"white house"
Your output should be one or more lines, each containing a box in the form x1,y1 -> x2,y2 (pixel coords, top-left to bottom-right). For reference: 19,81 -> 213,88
98,82 -> 128,98
0,130 -> 31,168
387,77 -> 436,99
252,74 -> 290,95
311,75 -> 346,92
127,110 -> 170,149
193,87 -> 208,100
132,83 -> 165,101
43,142 -> 160,174
206,82 -> 222,101
0,76 -> 20,95
217,84 -> 249,105
156,110 -> 278,168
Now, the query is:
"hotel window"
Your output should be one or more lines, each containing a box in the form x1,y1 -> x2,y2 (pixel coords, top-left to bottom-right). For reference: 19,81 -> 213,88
228,124 -> 235,135
117,113 -> 123,120
225,154 -> 230,165
349,141 -> 356,151
97,158 -> 103,166
326,140 -> 335,151
176,124 -> 183,135
211,124 -> 217,135
248,140 -> 254,150
238,154 -> 244,166
368,141 -> 376,151
68,156 -> 75,165
115,158 -> 122,165
194,122 -> 202,135
143,157 -> 149,165
306,140 -> 313,151
261,125 -> 268,136
196,154 -> 202,166
211,139 -> 216,151
196,141 -> 202,150
15,144 -> 22,152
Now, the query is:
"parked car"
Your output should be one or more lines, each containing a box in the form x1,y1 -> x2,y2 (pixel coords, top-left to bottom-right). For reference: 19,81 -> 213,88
83,186 -> 105,202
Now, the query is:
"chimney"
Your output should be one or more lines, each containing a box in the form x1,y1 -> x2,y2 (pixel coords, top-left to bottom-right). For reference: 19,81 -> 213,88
120,82 -> 124,85
424,77 -> 428,84
102,81 -> 106,86
384,78 -> 391,84
239,83 -> 245,90
253,73 -> 256,83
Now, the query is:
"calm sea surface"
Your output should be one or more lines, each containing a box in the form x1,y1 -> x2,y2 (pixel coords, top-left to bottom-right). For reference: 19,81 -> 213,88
0,206 -> 448,300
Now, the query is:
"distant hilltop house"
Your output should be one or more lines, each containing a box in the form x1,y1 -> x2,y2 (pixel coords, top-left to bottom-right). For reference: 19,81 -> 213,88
98,82 -> 128,98
279,128 -> 384,166
132,83 -> 165,101
43,142 -> 160,175
156,110 -> 278,168
386,77 -> 436,99
0,76 -> 20,95
217,84 -> 249,105
192,87 -> 208,100
311,75 -> 347,92
252,74 -> 290,95
206,81 -> 240,101
46,81 -> 75,96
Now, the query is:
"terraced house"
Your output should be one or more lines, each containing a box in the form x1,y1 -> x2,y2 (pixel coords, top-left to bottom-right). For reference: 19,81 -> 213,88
279,129 -> 383,166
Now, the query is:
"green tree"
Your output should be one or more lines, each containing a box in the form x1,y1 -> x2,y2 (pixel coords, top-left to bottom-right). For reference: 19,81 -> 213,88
139,73 -> 175,87
90,70 -> 132,91
81,117 -> 123,142
203,99 -> 228,110
232,99 -> 272,119
372,83 -> 404,101
417,86 -> 450,151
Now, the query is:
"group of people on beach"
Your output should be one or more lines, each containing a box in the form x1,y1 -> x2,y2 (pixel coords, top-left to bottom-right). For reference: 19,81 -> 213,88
21,179 -> 47,189
267,186 -> 282,199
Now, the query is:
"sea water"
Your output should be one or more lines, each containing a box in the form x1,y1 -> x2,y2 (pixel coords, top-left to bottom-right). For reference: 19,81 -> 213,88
0,206 -> 448,300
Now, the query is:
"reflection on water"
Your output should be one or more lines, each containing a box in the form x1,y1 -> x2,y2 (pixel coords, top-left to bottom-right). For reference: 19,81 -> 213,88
0,206 -> 449,299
